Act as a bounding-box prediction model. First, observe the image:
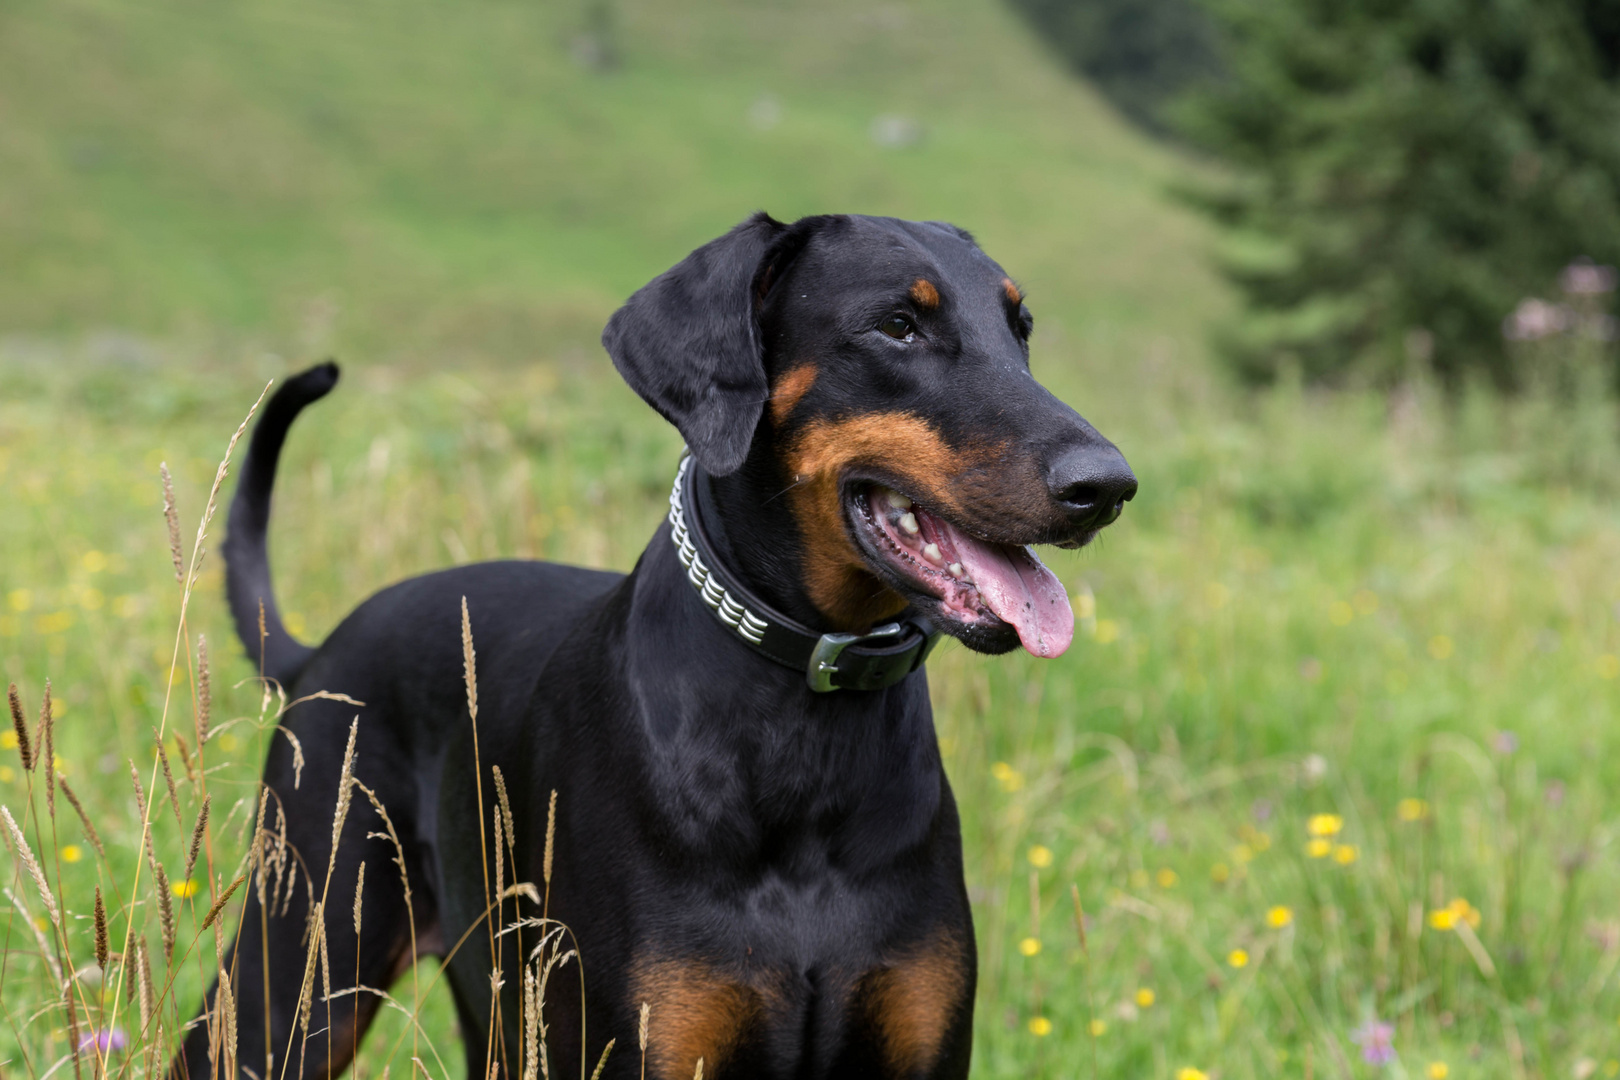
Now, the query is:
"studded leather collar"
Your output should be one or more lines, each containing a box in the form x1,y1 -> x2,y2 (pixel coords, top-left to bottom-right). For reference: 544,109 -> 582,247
666,454 -> 939,692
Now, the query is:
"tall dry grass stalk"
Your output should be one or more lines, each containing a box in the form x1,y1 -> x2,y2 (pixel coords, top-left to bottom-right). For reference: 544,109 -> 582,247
107,382 -> 269,1049
40,679 -> 55,817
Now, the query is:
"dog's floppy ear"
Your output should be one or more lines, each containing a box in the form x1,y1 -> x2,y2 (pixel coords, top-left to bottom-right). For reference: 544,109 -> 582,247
603,212 -> 794,476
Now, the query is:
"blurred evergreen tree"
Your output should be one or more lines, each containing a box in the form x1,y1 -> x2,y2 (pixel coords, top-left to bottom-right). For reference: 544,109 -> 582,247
1007,0 -> 1224,133
1179,0 -> 1620,385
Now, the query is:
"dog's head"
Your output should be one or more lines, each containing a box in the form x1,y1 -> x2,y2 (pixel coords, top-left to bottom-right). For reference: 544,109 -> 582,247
603,213 -> 1135,659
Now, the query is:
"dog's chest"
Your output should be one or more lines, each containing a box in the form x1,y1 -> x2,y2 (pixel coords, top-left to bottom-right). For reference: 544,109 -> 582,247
629,921 -> 969,1080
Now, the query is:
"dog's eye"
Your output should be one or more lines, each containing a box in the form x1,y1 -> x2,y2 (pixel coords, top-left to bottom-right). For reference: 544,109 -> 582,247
879,314 -> 916,341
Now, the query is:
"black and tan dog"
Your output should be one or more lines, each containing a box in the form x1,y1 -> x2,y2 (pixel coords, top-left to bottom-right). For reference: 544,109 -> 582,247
178,213 -> 1135,1080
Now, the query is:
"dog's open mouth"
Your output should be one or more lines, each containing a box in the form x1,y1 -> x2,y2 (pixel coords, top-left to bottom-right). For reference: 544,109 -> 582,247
850,484 -> 1074,658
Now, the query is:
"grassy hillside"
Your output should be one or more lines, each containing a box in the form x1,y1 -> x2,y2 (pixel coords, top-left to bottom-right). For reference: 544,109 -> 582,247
5,2 -> 1620,1080
0,0 -> 1224,371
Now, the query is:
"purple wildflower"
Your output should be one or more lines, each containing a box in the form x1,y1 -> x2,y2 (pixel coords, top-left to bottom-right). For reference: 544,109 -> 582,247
1494,731 -> 1519,755
78,1027 -> 128,1054
1351,1020 -> 1395,1066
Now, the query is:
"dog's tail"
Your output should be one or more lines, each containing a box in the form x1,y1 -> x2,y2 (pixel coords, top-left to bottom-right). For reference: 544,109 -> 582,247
223,361 -> 340,690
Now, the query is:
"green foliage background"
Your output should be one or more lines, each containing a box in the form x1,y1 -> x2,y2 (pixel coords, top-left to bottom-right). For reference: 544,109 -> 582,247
2,1 -> 1620,1079
1180,0 -> 1620,385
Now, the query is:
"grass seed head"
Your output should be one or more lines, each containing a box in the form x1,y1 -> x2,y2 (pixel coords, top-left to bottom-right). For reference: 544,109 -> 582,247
7,683 -> 32,770
161,462 -> 183,582
152,858 -> 176,964
544,789 -> 557,889
155,729 -> 183,828
57,777 -> 106,858
93,887 -> 108,969
354,860 -> 366,937
201,874 -> 247,932
196,632 -> 212,743
1,804 -> 59,927
185,794 -> 211,885
589,1040 -> 616,1080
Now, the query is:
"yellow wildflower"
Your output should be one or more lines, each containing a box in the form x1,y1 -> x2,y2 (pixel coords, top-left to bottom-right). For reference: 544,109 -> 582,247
1305,838 -> 1332,858
60,845 -> 82,864
172,879 -> 200,899
82,550 -> 108,573
1428,634 -> 1454,659
1266,906 -> 1293,928
1333,844 -> 1358,865
1228,948 -> 1249,968
1177,1068 -> 1209,1080
1307,813 -> 1344,837
1027,845 -> 1053,868
0,766 -> 13,784
1397,798 -> 1429,822
1088,1018 -> 1107,1037
1028,1017 -> 1052,1037
1427,1063 -> 1449,1079
991,761 -> 1023,793
1447,897 -> 1481,928
1094,619 -> 1120,644
1135,988 -> 1155,1008
1210,862 -> 1231,884
1428,908 -> 1458,931
1018,937 -> 1041,957
1156,868 -> 1179,888
0,731 -> 16,750
1599,654 -> 1620,680
1329,600 -> 1354,625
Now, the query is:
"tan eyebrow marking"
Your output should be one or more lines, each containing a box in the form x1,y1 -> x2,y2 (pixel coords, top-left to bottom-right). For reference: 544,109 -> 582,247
910,279 -> 940,309
1002,278 -> 1022,305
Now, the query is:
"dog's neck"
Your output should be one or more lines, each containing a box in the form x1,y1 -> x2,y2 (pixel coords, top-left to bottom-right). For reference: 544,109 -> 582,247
618,508 -> 943,865
701,452 -> 837,631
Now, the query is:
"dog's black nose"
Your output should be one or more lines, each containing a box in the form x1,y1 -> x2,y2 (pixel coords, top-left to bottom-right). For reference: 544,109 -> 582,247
1046,444 -> 1138,530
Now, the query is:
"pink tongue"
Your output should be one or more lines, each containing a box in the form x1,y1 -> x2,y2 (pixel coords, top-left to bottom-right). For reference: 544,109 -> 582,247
935,521 -> 1074,658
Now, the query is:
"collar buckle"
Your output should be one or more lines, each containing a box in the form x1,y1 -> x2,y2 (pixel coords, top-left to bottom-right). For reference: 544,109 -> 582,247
807,623 -> 905,692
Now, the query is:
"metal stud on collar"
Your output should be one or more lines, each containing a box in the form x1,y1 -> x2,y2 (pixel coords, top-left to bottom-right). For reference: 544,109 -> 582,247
668,455 -> 769,645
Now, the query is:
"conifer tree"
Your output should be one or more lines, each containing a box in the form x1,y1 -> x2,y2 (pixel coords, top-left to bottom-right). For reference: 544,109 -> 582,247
1180,0 -> 1620,384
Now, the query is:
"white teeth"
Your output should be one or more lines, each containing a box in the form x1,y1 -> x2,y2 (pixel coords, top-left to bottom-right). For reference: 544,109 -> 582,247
922,542 -> 943,565
948,562 -> 965,579
885,490 -> 912,511
899,512 -> 920,536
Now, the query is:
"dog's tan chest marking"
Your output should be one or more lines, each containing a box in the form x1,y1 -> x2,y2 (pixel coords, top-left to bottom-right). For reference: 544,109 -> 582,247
631,958 -> 770,1079
861,932 -> 969,1076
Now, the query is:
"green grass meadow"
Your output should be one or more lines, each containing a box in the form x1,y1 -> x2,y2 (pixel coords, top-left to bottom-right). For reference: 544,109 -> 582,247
4,1 -> 1620,1078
